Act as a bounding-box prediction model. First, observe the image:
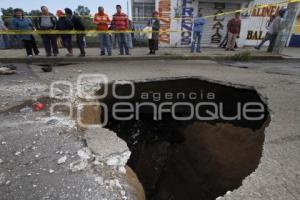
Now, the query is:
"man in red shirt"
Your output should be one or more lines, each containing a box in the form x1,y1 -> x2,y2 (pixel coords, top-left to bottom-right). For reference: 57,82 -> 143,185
93,7 -> 112,56
226,12 -> 241,51
112,5 -> 130,55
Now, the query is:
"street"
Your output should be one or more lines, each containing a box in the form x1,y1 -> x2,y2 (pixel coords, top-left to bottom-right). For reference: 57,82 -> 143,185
0,58 -> 299,200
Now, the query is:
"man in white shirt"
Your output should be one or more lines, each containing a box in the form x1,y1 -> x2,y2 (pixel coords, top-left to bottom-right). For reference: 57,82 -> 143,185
267,10 -> 284,52
255,15 -> 275,50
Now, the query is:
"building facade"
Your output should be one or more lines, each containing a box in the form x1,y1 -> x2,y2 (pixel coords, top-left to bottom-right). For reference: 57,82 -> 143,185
132,0 -> 156,42
154,0 -> 300,47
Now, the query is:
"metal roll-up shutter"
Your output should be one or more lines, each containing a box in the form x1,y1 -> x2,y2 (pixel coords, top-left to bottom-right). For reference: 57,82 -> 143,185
198,2 -> 241,46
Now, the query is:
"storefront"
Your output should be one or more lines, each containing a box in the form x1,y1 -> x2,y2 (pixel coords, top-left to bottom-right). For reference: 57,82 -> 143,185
289,14 -> 300,47
155,0 -> 299,47
240,0 -> 288,47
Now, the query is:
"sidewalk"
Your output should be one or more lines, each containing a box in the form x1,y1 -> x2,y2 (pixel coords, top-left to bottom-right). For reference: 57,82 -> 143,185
0,47 -> 283,63
281,47 -> 300,59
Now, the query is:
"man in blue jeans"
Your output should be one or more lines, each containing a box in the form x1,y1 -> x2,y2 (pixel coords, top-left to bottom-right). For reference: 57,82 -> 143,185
191,12 -> 207,53
37,6 -> 58,56
93,7 -> 112,56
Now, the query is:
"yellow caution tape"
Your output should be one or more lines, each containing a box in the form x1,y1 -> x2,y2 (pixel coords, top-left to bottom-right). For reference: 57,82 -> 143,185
0,30 -> 183,35
1,0 -> 297,20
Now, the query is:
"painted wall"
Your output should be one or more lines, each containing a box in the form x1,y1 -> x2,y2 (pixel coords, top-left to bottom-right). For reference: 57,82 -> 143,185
240,0 -> 287,47
155,0 -> 297,47
289,16 -> 300,47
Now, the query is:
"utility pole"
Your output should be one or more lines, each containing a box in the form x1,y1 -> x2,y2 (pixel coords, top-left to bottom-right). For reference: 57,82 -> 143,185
273,1 -> 300,54
127,0 -> 130,16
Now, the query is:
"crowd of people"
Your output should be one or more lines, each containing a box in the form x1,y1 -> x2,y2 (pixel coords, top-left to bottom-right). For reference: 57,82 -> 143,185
0,5 -> 285,57
0,5 -> 144,57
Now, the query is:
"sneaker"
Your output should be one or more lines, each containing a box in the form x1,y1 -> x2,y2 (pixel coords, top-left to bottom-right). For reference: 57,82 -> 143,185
53,53 -> 58,57
78,54 -> 85,57
28,55 -> 33,58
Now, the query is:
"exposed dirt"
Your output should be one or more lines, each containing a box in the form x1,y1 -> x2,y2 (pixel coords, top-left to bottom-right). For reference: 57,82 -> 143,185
101,78 -> 270,200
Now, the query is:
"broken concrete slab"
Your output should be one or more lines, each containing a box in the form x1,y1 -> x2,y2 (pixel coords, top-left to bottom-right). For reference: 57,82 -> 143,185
84,127 -> 130,162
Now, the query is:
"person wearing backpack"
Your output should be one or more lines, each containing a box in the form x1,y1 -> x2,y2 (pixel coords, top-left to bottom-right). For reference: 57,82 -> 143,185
56,10 -> 74,56
65,8 -> 86,57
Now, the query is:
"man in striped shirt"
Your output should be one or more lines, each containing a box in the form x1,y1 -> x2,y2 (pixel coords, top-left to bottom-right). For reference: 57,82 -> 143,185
112,5 -> 130,55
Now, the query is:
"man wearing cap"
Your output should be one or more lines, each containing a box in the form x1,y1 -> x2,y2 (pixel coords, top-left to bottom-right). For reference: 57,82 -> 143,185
56,10 -> 74,56
93,6 -> 112,56
112,5 -> 130,55
65,8 -> 86,57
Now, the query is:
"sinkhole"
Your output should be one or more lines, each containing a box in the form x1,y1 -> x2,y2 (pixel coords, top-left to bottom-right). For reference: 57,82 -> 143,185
97,77 -> 270,200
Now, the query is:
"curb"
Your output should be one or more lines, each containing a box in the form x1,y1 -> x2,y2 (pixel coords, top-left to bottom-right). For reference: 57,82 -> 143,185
0,54 -> 284,64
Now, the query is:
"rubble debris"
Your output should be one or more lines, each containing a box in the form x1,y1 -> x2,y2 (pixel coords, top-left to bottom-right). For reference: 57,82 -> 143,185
49,169 -> 55,174
0,66 -> 16,75
118,166 -> 126,174
20,107 -> 32,114
95,176 -> 104,185
108,179 -> 122,189
2,64 -> 17,70
46,119 -> 59,126
77,148 -> 92,160
69,160 -> 88,172
57,156 -> 67,165
105,151 -> 131,166
121,190 -> 126,196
